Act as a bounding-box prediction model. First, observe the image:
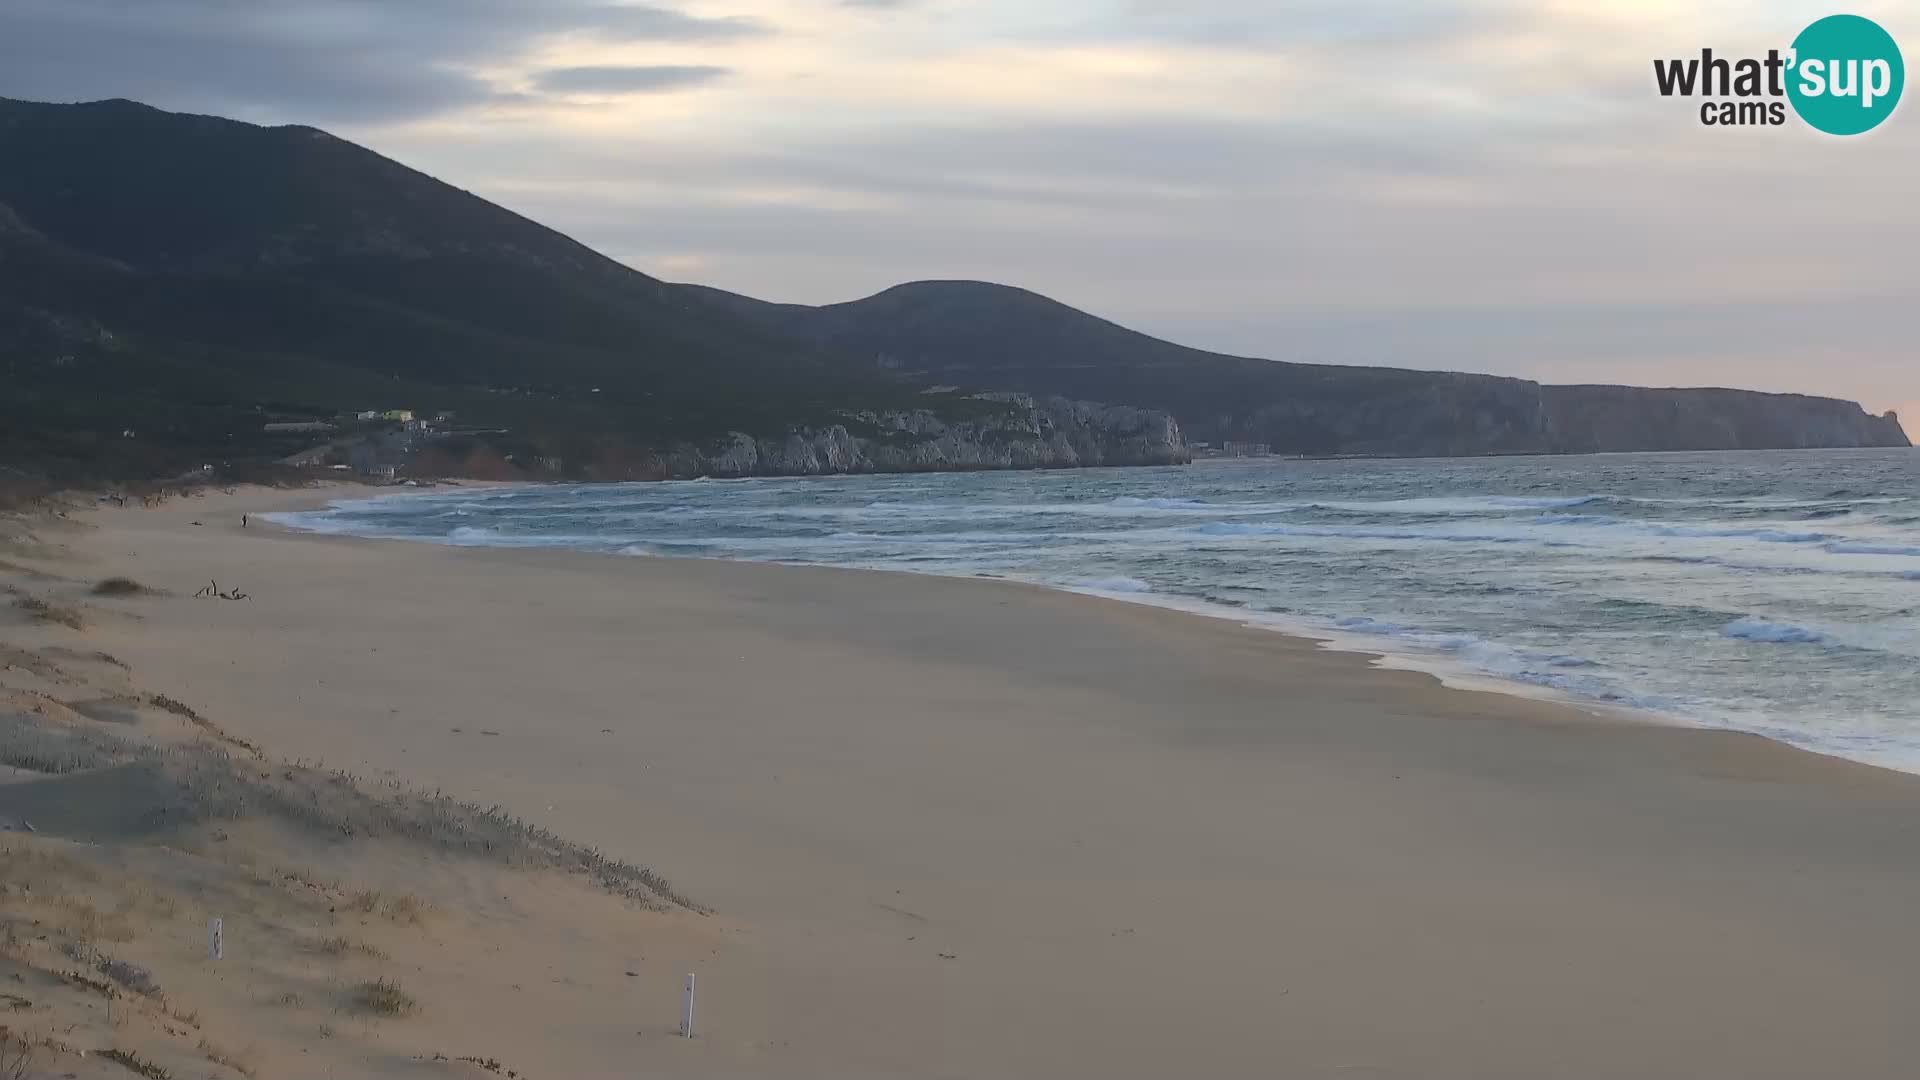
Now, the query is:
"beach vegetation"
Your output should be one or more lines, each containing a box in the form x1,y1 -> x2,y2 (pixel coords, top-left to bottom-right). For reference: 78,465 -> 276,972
197,1036 -> 258,1077
382,891 -> 429,925
314,935 -> 386,960
0,687 -> 695,910
0,1027 -> 36,1080
6,588 -> 84,630
99,1048 -> 171,1079
91,576 -> 153,596
353,976 -> 418,1017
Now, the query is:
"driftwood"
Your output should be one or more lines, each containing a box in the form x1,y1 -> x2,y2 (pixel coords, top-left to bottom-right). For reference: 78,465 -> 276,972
192,579 -> 251,601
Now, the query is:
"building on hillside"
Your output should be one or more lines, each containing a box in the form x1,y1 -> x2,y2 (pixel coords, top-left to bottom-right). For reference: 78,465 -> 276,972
355,410 -> 382,421
383,409 -> 415,423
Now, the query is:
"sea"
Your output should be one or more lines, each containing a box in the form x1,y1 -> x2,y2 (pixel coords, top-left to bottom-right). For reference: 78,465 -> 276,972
268,448 -> 1920,772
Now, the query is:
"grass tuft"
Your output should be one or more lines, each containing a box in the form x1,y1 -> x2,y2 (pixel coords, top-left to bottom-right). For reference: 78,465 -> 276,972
354,976 -> 418,1017
99,1048 -> 172,1079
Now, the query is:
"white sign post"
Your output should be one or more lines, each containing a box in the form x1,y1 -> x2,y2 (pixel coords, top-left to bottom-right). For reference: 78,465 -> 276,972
681,973 -> 696,1038
208,917 -> 224,961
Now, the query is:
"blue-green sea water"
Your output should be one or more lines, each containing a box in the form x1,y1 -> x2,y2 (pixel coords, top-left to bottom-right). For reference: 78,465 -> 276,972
270,449 -> 1920,771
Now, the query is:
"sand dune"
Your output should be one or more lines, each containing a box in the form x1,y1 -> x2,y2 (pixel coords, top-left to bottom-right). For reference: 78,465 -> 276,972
4,483 -> 1920,1077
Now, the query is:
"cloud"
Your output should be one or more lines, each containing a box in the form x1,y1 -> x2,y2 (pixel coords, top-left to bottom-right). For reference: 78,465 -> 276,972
563,2 -> 768,41
533,65 -> 731,94
0,0 -> 767,122
1046,0 -> 1520,50
0,0 -> 1911,409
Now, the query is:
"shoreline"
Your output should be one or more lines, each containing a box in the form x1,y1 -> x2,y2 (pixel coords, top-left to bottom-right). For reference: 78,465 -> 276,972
263,480 -> 1897,780
21,483 -> 1920,1077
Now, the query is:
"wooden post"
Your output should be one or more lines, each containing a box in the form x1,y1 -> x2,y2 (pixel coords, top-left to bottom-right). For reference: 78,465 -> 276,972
208,917 -> 223,961
681,973 -> 696,1038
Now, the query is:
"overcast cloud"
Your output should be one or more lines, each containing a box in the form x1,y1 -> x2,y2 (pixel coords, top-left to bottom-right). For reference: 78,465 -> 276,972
0,0 -> 1913,419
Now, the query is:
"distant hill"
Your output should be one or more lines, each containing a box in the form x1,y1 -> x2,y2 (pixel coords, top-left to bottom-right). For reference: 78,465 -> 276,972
689,280 -> 1911,455
0,97 -> 1905,482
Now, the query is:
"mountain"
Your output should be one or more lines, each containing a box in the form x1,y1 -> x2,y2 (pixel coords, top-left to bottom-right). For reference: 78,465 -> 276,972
0,98 -> 1187,482
690,280 -> 1911,456
0,97 -> 1905,484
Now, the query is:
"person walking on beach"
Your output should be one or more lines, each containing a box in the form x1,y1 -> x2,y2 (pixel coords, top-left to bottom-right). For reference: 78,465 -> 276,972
242,514 -> 248,528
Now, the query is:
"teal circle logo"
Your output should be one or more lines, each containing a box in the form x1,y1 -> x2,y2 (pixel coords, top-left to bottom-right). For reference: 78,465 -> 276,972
1787,14 -> 1904,135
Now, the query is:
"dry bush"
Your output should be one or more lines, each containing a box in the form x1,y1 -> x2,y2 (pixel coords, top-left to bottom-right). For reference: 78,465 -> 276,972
354,977 -> 418,1017
0,837 -> 98,884
0,1026 -> 36,1080
382,893 -> 430,925
343,890 -> 429,926
91,577 -> 152,597
46,894 -> 135,944
97,956 -> 160,996
143,695 -> 261,757
197,1036 -> 258,1078
57,968 -> 118,999
6,590 -> 84,630
115,884 -> 181,921
314,936 -> 385,960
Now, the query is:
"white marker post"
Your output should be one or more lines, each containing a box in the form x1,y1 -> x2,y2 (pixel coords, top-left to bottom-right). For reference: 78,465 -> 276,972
208,917 -> 224,961
681,973 -> 696,1038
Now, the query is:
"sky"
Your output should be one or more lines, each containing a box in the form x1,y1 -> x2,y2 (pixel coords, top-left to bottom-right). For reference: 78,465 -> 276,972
1,0 -> 1915,423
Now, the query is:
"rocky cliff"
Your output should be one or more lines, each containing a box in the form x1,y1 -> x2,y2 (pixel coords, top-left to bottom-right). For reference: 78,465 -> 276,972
645,396 -> 1189,479
1539,386 -> 1908,453
1216,377 -> 1909,456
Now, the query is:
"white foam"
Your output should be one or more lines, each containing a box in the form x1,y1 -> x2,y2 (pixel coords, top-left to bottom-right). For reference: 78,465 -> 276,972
1066,576 -> 1154,594
1189,522 -> 1575,546
1651,525 -> 1831,544
1334,616 -> 1408,635
1721,618 -> 1831,645
1826,542 -> 1920,557
1308,495 -> 1601,515
1107,496 -> 1213,510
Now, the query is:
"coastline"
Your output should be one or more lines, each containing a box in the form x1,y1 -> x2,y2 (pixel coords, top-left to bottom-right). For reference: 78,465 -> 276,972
265,479 -> 1892,776
8,483 -> 1920,1076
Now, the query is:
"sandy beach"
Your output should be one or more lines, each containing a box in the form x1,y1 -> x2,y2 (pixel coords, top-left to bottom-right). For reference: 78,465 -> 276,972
5,482 -> 1920,1078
